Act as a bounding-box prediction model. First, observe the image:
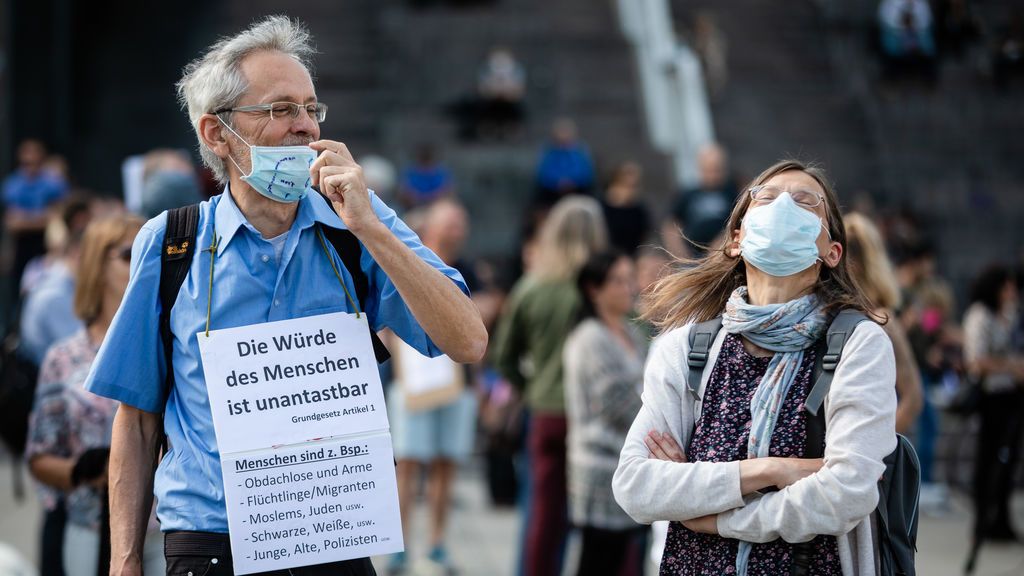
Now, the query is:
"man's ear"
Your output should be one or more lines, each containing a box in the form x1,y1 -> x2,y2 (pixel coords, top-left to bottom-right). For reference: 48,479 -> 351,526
198,114 -> 231,160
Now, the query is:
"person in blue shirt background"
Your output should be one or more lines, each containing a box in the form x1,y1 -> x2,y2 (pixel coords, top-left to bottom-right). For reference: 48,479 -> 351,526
85,15 -> 486,576
3,138 -> 69,314
534,118 -> 595,208
398,144 -> 454,210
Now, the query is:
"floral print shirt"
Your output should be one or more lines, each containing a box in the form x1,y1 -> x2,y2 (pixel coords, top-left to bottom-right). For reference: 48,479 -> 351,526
25,330 -> 114,529
660,334 -> 842,575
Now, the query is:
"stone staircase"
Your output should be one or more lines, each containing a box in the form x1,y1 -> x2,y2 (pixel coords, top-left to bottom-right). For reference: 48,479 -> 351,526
224,0 -> 673,258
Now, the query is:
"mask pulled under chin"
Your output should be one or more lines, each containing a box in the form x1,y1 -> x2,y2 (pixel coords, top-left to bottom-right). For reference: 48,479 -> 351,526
739,192 -> 825,277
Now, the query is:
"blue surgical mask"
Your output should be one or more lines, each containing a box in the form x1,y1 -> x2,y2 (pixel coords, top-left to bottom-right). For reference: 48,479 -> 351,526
219,118 -> 316,203
740,192 -> 827,277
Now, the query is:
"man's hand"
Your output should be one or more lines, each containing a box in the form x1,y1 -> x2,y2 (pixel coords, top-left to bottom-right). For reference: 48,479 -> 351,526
309,140 -> 379,235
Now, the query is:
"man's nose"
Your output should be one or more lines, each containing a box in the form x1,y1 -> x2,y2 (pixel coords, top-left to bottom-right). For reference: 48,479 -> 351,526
290,111 -> 318,136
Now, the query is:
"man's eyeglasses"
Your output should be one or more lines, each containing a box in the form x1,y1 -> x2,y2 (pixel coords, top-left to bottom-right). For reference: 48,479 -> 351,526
214,101 -> 328,123
748,185 -> 824,209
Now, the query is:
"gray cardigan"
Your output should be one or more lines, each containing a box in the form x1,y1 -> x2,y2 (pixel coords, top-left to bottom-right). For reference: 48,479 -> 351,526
564,318 -> 647,530
612,321 -> 897,576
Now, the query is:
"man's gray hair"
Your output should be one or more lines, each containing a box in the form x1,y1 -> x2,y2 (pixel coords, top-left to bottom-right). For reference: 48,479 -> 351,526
176,15 -> 316,185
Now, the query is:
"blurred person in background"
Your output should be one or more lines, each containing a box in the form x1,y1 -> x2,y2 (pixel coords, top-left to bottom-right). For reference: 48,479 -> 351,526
905,280 -> 960,514
19,198 -> 92,297
564,249 -> 647,576
534,119 -> 596,209
878,0 -> 938,83
962,265 -> 1024,544
138,149 -> 202,219
600,161 -> 650,257
665,143 -> 738,259
493,196 -> 607,576
992,9 -> 1024,89
616,160 -> 896,575
477,47 -> 526,139
844,213 -> 923,434
25,215 -> 163,576
359,154 -> 398,207
388,198 -> 478,575
18,201 -> 95,368
3,139 -> 69,300
399,144 -> 454,210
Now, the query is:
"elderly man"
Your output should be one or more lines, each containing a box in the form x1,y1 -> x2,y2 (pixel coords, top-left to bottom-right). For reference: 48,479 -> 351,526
86,16 -> 485,576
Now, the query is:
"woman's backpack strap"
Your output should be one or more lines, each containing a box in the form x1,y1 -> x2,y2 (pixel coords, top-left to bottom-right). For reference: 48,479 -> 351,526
686,317 -> 724,400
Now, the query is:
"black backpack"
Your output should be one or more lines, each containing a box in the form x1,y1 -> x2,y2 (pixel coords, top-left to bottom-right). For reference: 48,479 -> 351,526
157,201 -> 391,413
685,310 -> 920,576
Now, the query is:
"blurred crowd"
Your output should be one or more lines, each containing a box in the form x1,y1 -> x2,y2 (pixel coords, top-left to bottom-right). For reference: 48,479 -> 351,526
0,2 -> 1023,576
3,114 -> 1024,575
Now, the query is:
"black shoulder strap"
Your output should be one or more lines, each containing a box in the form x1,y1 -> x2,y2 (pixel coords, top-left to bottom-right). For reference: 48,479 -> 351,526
317,221 -> 391,364
686,317 -> 723,399
803,309 -> 870,460
803,309 -> 870,416
159,204 -> 200,406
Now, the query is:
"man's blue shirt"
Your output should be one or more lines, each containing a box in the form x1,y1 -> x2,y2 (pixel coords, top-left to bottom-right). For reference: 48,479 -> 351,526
85,189 -> 467,532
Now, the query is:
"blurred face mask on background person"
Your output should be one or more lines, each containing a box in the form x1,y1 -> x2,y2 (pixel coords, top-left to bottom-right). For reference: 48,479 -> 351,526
740,191 -> 827,277
219,117 -> 316,203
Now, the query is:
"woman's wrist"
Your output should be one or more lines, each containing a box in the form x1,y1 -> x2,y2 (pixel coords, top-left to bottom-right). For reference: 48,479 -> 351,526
738,458 -> 776,494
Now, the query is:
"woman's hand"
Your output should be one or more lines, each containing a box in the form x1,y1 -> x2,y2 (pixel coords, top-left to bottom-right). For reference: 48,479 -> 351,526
645,430 -> 686,462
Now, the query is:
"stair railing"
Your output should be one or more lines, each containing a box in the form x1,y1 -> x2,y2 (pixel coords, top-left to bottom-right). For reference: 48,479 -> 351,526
615,0 -> 715,189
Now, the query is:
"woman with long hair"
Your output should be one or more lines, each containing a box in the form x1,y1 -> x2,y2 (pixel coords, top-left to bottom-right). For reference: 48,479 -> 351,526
564,250 -> 647,575
844,212 -> 923,434
493,196 -> 607,576
613,160 -> 896,575
26,214 -> 164,576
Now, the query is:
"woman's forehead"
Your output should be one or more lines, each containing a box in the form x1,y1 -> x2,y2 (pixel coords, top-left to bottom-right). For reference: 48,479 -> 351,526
763,169 -> 824,193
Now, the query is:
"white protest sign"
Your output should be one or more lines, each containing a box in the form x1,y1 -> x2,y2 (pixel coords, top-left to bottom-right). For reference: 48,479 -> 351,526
197,312 -> 403,574
197,312 -> 388,454
222,432 -> 403,574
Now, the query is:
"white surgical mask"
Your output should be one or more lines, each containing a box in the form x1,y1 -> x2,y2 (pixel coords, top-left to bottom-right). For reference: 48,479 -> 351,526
740,192 -> 827,277
220,118 -> 316,203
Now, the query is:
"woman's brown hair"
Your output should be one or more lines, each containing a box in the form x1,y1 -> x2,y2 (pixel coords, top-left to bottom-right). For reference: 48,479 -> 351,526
642,159 -> 876,329
74,214 -> 144,325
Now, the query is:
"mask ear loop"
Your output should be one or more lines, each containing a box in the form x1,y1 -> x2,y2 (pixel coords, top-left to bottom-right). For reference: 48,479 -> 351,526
217,115 -> 253,177
315,224 -> 362,319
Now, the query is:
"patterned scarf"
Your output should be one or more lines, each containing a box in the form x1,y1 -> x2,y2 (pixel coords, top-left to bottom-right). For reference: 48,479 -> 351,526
721,286 -> 830,575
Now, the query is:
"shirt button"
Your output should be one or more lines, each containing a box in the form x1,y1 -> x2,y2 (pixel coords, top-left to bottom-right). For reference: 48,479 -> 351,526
261,254 -> 270,263
274,300 -> 281,307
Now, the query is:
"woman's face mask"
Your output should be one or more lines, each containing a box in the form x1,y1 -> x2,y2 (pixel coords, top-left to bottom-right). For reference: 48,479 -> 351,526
219,117 -> 317,203
740,192 -> 828,277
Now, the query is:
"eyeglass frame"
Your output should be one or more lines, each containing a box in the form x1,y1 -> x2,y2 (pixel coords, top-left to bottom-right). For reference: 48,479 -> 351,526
747,184 -> 826,209
213,101 -> 328,123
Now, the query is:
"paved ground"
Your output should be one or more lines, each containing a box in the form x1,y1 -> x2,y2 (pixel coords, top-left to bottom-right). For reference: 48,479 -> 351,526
2,451 -> 1023,576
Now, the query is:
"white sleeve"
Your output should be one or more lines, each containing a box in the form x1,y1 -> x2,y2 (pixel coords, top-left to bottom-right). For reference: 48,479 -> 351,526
612,327 -> 746,524
716,322 -> 897,543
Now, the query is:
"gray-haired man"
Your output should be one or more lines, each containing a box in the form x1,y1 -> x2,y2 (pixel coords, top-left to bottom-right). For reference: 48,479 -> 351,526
86,15 -> 486,576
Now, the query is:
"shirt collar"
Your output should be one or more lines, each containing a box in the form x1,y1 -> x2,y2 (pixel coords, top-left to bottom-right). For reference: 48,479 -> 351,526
214,187 -> 347,256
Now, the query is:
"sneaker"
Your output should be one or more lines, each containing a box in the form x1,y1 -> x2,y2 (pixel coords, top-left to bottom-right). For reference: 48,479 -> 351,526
386,551 -> 407,575
427,545 -> 457,575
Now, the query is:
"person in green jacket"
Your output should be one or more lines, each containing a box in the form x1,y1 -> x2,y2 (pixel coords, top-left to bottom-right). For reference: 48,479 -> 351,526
492,195 -> 608,576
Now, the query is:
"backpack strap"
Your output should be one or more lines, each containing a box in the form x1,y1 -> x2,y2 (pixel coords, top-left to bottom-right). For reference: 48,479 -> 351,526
318,222 -> 391,363
686,317 -> 724,400
159,204 -> 200,407
804,309 -> 870,416
803,309 -> 870,459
